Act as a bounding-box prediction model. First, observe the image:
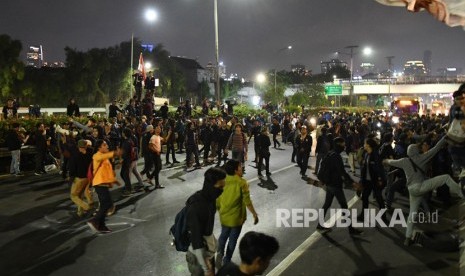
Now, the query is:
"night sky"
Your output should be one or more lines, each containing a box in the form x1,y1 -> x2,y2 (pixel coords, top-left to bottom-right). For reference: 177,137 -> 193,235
1,0 -> 464,79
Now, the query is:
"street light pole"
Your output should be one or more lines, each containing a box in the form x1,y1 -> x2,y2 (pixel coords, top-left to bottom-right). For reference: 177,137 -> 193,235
130,33 -> 134,99
214,0 -> 221,105
345,45 -> 358,106
274,45 -> 292,106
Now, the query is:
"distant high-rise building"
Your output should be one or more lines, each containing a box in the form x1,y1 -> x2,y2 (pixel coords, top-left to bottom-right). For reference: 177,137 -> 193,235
291,64 -> 306,75
26,45 -> 43,68
320,59 -> 347,74
219,62 -> 226,78
423,50 -> 432,76
360,63 -> 375,74
403,60 -> 427,76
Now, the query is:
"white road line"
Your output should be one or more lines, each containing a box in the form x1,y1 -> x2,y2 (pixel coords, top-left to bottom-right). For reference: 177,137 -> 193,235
266,195 -> 360,276
112,215 -> 148,222
246,163 -> 297,183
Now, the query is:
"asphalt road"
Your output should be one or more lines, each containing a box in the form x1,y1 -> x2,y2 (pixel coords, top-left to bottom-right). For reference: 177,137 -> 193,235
0,141 -> 462,276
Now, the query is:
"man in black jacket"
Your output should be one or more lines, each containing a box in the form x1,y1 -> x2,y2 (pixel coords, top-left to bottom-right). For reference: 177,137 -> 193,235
316,137 -> 362,235
256,126 -> 271,177
186,167 -> 226,276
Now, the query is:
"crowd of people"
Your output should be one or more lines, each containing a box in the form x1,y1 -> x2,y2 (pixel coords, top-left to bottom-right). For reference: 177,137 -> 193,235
2,82 -> 465,275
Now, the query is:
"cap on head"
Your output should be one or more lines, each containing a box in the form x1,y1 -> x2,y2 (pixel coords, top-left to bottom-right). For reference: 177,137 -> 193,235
78,139 -> 88,148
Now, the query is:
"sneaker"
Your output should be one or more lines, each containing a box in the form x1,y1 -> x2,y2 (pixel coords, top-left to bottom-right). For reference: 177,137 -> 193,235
155,184 -> 165,189
121,190 -> 132,197
215,252 -> 224,270
404,238 -> 413,246
99,225 -> 112,234
460,169 -> 465,178
173,160 -> 180,164
258,173 -> 263,178
34,172 -> 42,176
87,220 -> 99,233
316,225 -> 332,234
165,161 -> 172,165
266,171 -> 272,176
107,205 -> 116,216
349,227 -> 363,235
15,173 -> 24,176
194,164 -> 202,169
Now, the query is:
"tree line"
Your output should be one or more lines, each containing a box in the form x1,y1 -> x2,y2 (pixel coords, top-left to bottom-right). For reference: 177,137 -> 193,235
0,34 -> 351,108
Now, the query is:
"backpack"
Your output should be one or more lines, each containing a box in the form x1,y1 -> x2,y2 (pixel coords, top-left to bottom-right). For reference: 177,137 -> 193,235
169,205 -> 190,252
87,161 -> 103,185
317,152 -> 337,184
129,140 -> 138,161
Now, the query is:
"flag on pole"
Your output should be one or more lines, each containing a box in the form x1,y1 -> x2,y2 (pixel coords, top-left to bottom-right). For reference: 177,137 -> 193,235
137,53 -> 146,82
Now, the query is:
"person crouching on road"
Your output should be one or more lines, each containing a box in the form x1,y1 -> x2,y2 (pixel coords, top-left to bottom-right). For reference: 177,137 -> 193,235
186,167 -> 227,276
87,140 -> 122,234
216,160 -> 259,269
69,139 -> 94,217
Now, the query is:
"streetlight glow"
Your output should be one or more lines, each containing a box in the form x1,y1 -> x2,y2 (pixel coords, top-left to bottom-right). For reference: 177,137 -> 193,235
145,62 -> 152,70
145,9 -> 158,22
256,73 -> 266,83
363,47 -> 372,56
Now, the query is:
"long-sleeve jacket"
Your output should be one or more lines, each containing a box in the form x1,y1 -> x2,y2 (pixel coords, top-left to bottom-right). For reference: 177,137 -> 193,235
387,136 -> 447,186
326,151 -> 355,188
256,133 -> 271,155
186,191 -> 216,250
227,132 -> 248,153
216,175 -> 252,227
295,134 -> 312,155
69,148 -> 93,178
360,150 -> 386,185
92,151 -> 117,186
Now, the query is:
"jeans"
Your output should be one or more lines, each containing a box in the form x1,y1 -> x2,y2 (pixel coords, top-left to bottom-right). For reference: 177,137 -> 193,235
130,160 -> 144,186
166,143 -> 177,162
361,180 -> 385,210
120,161 -> 132,191
405,175 -> 463,238
148,153 -> 162,185
217,225 -> 243,264
298,152 -> 309,176
70,177 -> 93,214
92,185 -> 112,228
258,152 -> 270,174
272,134 -> 281,148
186,144 -> 200,166
10,149 -> 20,174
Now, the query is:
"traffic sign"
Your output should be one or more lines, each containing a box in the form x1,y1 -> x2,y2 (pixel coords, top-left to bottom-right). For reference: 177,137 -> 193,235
325,85 -> 342,95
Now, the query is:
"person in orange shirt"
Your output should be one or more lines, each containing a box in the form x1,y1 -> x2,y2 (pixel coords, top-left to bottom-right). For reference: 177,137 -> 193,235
87,139 -> 122,234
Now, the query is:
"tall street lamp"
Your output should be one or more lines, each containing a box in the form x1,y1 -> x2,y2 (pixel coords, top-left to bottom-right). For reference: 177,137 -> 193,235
130,8 -> 158,98
274,45 -> 292,100
335,45 -> 371,106
214,0 -> 220,105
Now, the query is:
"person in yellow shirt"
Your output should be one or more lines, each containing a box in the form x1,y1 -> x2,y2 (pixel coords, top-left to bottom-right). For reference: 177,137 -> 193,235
216,160 -> 259,269
87,139 -> 121,234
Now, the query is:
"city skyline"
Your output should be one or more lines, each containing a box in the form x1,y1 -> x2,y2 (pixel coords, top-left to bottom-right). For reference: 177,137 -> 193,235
1,0 -> 465,79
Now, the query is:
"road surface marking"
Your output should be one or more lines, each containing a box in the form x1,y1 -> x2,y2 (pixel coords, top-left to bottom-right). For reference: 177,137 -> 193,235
266,195 -> 359,276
